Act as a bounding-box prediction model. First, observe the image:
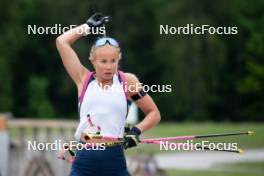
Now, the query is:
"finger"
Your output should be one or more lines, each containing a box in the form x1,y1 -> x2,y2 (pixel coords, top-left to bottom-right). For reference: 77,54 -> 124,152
130,136 -> 138,145
101,16 -> 111,23
94,13 -> 104,20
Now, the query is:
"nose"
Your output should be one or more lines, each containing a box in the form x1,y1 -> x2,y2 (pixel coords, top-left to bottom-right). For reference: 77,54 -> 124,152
106,63 -> 111,69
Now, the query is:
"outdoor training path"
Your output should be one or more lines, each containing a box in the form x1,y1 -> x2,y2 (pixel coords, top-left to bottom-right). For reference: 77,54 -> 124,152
154,149 -> 264,169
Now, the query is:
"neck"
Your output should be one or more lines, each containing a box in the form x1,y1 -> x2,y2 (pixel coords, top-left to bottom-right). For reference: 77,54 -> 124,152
95,75 -> 113,86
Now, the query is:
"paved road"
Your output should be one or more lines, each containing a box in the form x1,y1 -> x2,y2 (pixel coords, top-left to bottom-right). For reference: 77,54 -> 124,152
154,149 -> 264,169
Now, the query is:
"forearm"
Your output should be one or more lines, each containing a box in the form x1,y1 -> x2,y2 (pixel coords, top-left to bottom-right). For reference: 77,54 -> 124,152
56,24 -> 89,45
136,110 -> 161,133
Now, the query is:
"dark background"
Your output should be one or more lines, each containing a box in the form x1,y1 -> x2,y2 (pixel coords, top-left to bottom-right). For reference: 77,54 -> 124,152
0,0 -> 263,121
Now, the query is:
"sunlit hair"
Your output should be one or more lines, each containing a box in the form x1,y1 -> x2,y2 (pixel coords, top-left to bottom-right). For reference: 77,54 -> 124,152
89,38 -> 122,61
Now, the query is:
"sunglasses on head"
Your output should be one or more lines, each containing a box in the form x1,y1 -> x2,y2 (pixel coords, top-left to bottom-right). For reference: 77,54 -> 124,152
95,37 -> 119,47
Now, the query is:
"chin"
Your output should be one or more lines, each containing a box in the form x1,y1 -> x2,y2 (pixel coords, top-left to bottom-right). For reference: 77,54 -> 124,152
103,74 -> 113,80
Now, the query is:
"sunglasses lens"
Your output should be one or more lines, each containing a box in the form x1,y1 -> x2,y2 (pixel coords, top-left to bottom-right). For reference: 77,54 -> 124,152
107,38 -> 119,46
95,38 -> 107,46
95,38 -> 119,47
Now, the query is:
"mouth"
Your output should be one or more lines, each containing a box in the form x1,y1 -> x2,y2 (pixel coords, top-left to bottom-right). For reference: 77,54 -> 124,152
104,72 -> 112,76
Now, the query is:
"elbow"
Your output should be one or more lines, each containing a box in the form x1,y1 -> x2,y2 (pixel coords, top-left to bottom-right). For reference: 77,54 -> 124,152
56,36 -> 71,49
155,109 -> 161,124
56,36 -> 64,47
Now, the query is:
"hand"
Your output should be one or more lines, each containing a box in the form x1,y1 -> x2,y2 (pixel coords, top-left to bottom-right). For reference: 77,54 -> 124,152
86,13 -> 111,27
123,126 -> 141,150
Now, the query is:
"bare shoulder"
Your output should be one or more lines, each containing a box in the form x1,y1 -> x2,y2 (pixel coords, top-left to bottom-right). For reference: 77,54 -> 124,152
124,72 -> 140,84
123,72 -> 142,96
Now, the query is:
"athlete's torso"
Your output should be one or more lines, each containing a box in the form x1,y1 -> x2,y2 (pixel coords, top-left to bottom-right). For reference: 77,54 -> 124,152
74,72 -> 127,140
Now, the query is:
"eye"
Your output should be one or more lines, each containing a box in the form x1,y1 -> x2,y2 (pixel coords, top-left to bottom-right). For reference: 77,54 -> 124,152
111,59 -> 118,63
100,59 -> 107,63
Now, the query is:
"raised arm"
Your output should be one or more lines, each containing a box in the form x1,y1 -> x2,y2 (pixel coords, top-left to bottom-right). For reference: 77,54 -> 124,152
56,13 -> 111,94
56,24 -> 89,90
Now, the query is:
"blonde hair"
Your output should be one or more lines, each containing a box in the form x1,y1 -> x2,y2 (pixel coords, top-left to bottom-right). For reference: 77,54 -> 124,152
89,44 -> 122,61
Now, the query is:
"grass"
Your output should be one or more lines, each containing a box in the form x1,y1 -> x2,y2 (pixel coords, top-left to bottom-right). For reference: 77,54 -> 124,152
8,122 -> 264,153
222,161 -> 264,173
166,161 -> 264,176
8,122 -> 264,176
145,122 -> 264,148
125,122 -> 264,155
8,122 -> 264,175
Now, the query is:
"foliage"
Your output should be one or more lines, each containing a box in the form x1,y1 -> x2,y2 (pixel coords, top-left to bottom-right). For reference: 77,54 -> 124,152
0,0 -> 263,121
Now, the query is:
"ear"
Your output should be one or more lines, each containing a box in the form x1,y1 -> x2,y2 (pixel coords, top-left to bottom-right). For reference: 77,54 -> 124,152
91,58 -> 95,66
89,56 -> 95,67
89,52 -> 93,62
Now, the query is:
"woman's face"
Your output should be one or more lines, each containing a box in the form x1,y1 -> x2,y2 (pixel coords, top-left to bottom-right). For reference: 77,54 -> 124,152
91,45 -> 120,81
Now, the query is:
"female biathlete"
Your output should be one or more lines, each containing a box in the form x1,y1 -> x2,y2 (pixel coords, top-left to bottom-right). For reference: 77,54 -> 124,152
56,13 -> 161,176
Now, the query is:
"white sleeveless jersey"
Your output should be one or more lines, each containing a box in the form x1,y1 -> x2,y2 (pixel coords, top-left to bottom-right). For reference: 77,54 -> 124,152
74,73 -> 127,140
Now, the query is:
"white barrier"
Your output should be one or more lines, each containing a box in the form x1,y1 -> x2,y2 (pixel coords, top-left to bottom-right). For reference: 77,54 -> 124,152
0,114 -> 9,176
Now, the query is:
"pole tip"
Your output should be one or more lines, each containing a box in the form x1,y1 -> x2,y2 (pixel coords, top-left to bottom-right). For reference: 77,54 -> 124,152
248,131 -> 255,135
238,149 -> 244,154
